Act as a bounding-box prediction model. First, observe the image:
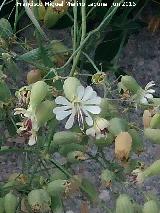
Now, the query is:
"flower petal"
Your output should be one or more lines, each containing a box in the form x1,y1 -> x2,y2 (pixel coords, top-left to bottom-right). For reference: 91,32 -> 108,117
53,106 -> 72,114
82,86 -> 97,101
144,93 -> 153,99
55,96 -> 71,106
83,105 -> 101,114
84,97 -> 101,105
28,134 -> 37,146
86,127 -> 96,137
65,110 -> 76,129
140,97 -> 148,104
82,109 -> 93,126
77,85 -> 85,100
145,81 -> 155,89
146,89 -> 155,94
55,110 -> 72,121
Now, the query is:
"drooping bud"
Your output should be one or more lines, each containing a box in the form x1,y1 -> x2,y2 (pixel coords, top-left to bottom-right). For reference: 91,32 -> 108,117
28,189 -> 51,213
63,77 -> 81,101
50,168 -> 67,181
100,98 -> 118,119
52,131 -> 83,145
109,117 -> 128,136
101,169 -> 115,188
4,192 -> 18,213
143,110 -> 152,128
47,180 -> 71,196
59,143 -> 85,157
115,194 -> 134,213
29,81 -> 49,110
67,151 -> 87,163
144,128 -> 160,144
143,200 -> 159,213
27,69 -> 42,85
120,75 -> 141,94
150,113 -> 160,129
115,132 -> 132,161
132,160 -> 160,184
128,129 -> 143,154
36,100 -> 56,126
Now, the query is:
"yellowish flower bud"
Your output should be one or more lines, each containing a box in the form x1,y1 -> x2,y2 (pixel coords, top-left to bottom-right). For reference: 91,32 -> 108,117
27,69 -> 42,85
115,132 -> 132,161
143,110 -> 152,128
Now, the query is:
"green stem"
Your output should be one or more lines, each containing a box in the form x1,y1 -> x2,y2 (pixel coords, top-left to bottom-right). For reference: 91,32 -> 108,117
73,0 -> 78,60
70,0 -> 86,76
82,52 -> 100,73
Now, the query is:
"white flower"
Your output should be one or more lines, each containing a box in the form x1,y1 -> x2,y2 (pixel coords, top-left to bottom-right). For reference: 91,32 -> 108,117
134,81 -> 155,105
53,85 -> 101,129
14,107 -> 39,146
86,117 -> 109,139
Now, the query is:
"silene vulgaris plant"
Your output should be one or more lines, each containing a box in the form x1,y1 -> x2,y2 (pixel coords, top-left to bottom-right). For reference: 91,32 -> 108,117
1,0 -> 160,212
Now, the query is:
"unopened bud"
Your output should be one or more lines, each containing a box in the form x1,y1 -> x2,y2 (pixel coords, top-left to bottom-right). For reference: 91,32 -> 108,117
121,75 -> 141,94
115,132 -> 132,161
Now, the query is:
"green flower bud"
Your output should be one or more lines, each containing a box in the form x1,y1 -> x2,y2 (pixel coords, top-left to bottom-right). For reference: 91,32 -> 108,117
115,194 -> 134,213
95,133 -> 114,147
100,98 -> 118,119
108,117 -> 128,136
150,113 -> 160,129
28,189 -> 51,213
52,131 -> 83,145
36,100 -> 56,126
44,7 -> 61,28
132,160 -> 160,184
143,159 -> 160,179
101,169 -> 115,187
50,168 -> 67,181
4,192 -> 18,213
63,77 -> 81,101
29,81 -> 49,110
143,200 -> 159,213
47,180 -> 71,196
0,198 -> 5,213
121,75 -> 141,94
144,128 -> 160,144
128,129 -> 143,154
67,151 -> 87,163
59,143 -> 85,156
